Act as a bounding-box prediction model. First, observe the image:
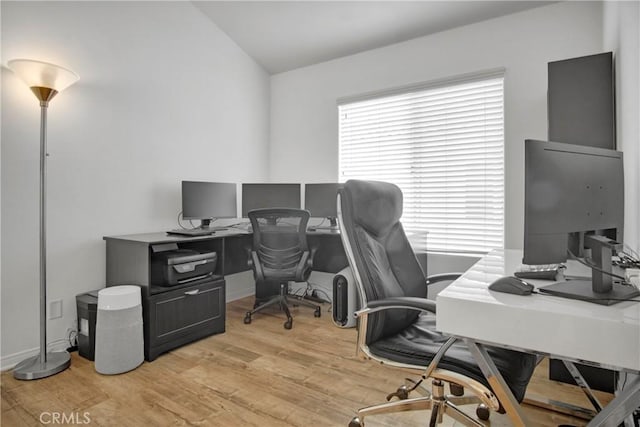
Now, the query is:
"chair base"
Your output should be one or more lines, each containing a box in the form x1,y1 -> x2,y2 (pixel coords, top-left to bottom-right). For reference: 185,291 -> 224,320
244,283 -> 321,329
350,379 -> 490,427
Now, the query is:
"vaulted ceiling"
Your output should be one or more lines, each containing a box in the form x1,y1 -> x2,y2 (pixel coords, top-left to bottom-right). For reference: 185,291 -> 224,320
194,1 -> 557,74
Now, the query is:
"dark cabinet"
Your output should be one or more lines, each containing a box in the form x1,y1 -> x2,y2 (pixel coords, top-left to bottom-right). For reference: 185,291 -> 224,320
144,277 -> 225,361
103,229 -> 346,361
104,232 -> 238,361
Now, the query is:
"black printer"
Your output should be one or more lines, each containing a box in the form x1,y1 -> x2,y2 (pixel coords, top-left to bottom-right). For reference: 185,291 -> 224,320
151,248 -> 217,287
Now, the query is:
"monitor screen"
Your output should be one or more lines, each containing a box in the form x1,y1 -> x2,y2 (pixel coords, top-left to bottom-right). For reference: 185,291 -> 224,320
522,139 -> 634,304
182,181 -> 237,223
523,139 -> 623,265
304,183 -> 342,219
241,183 -> 301,217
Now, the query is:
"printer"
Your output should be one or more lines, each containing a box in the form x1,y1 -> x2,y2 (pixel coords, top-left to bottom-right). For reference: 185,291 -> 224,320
151,248 -> 217,287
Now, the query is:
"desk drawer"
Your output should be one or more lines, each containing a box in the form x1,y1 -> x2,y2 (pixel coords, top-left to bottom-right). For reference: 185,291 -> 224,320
145,279 -> 225,359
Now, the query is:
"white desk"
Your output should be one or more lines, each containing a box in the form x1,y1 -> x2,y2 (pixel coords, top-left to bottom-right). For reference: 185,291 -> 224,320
436,249 -> 640,426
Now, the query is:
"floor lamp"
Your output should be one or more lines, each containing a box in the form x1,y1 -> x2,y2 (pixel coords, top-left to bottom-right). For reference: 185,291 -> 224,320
8,59 -> 79,380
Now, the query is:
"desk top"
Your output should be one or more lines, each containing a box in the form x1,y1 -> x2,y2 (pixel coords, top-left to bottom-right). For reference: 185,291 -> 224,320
104,227 -> 340,245
103,228 -> 251,244
436,249 -> 640,372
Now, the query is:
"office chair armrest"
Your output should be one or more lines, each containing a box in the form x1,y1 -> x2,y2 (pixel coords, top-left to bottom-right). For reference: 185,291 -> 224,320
250,251 -> 265,282
293,250 -> 310,279
426,273 -> 462,285
359,296 -> 436,316
308,247 -> 317,269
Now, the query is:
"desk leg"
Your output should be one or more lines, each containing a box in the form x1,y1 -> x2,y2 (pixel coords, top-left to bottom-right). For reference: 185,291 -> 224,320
587,374 -> 640,427
463,338 -> 530,427
563,360 -> 604,411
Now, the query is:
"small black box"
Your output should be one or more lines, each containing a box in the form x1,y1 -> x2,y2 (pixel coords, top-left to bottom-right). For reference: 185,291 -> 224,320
76,291 -> 99,361
151,250 -> 218,287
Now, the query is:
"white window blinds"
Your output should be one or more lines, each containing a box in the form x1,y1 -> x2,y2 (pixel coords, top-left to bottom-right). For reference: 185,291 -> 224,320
338,73 -> 504,253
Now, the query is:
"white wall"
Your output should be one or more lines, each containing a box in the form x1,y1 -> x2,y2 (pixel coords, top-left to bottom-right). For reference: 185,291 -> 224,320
1,2 -> 270,366
270,1 -> 604,251
603,1 -> 640,254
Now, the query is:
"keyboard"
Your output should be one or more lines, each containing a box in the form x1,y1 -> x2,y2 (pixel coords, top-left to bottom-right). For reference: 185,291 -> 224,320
167,228 -> 214,237
514,264 -> 563,280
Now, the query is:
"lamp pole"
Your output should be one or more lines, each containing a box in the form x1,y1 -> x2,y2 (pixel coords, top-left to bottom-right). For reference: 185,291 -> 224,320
38,91 -> 55,368
8,60 -> 78,380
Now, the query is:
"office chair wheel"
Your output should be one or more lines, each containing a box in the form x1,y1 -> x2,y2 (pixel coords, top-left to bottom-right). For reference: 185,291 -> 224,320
449,382 -> 464,396
314,307 -> 321,317
244,313 -> 252,324
386,385 -> 409,401
284,319 -> 293,329
476,404 -> 490,421
348,416 -> 363,427
253,301 -> 260,309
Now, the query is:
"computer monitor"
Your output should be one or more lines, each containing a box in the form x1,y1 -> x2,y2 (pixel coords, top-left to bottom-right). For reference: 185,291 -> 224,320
182,181 -> 237,228
241,183 -> 301,217
304,183 -> 342,227
523,139 -> 637,304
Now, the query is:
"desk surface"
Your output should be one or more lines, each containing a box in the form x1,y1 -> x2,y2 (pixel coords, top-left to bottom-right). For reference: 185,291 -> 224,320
104,227 -> 340,245
103,229 -> 250,245
436,249 -> 640,372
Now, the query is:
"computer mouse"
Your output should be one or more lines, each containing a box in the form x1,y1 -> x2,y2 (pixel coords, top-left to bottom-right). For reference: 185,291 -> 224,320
488,276 -> 535,295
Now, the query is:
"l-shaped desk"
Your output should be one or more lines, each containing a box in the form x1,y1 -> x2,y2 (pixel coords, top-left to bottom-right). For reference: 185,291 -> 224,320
437,249 -> 640,427
104,227 -> 347,360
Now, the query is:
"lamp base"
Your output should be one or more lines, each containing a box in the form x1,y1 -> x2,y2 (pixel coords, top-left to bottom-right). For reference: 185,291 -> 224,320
13,351 -> 70,380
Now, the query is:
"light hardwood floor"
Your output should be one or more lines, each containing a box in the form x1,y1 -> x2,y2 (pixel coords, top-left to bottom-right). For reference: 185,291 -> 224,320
2,297 -> 611,426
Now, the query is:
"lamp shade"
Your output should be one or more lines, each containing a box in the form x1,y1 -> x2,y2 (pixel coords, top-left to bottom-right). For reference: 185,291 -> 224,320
8,59 -> 79,92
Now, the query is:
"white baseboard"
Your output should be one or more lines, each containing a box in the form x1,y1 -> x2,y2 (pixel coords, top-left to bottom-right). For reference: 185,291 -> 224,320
224,270 -> 255,302
1,341 -> 68,372
1,347 -> 39,372
226,286 -> 254,302
1,271 -> 260,371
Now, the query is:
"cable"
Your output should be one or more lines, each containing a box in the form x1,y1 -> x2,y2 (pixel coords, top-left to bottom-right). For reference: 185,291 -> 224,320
227,221 -> 249,228
623,244 -> 640,261
67,328 -> 78,347
614,250 -> 640,269
567,249 -> 627,281
176,211 -> 190,230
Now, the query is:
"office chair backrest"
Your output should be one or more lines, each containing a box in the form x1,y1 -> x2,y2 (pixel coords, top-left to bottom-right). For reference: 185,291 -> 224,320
248,208 -> 311,281
338,180 -> 428,343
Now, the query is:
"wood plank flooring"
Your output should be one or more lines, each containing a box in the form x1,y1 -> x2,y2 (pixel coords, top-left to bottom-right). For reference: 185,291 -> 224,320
2,297 -> 612,426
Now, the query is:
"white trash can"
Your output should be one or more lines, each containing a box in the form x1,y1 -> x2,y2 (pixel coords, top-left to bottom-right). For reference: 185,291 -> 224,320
94,285 -> 144,374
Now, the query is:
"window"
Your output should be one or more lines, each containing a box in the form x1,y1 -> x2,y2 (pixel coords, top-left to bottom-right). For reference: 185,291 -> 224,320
338,71 -> 504,253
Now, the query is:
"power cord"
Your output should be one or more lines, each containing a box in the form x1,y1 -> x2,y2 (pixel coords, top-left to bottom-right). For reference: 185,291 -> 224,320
66,328 -> 78,352
176,211 -> 190,230
613,249 -> 640,269
567,249 -> 628,282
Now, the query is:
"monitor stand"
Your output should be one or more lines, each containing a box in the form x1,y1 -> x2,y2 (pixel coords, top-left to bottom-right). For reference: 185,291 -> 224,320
199,219 -> 228,232
538,280 -> 640,305
539,235 -> 640,305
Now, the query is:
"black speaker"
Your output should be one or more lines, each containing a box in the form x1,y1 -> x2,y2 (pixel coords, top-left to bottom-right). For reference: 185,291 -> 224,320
548,52 -> 615,149
332,267 -> 358,328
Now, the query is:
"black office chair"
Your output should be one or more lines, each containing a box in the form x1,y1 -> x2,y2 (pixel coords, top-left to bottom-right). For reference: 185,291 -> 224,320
337,180 -> 537,427
244,208 -> 321,329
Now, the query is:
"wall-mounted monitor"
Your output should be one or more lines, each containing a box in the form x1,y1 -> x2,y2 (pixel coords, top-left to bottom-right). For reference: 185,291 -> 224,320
241,183 -> 301,217
182,181 -> 237,228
